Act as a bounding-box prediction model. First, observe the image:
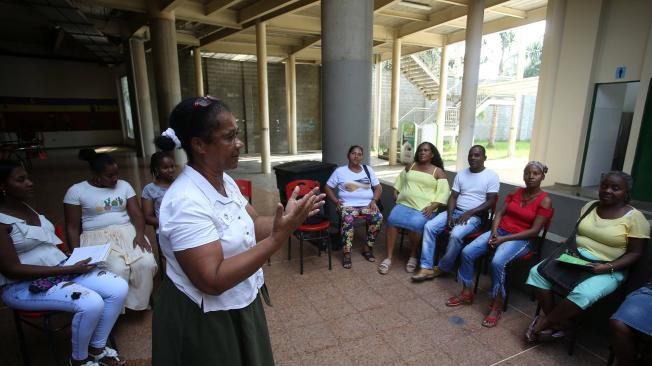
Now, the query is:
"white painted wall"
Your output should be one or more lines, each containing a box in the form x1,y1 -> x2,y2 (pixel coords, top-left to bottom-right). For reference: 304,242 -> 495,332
532,0 -> 652,184
594,0 -> 652,84
543,0 -> 603,185
0,55 -> 117,99
0,55 -> 123,148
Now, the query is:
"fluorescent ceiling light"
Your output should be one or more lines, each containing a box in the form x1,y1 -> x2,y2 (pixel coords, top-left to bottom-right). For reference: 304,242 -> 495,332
400,1 -> 432,11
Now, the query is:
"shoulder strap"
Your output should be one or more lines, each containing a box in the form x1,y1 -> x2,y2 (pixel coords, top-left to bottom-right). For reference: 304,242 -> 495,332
362,165 -> 372,184
432,167 -> 438,178
406,162 -> 415,172
567,201 -> 600,251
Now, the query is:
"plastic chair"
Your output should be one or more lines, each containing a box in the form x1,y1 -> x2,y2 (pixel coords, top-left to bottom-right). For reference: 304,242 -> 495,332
234,179 -> 252,204
12,224 -> 118,366
285,179 -> 332,274
234,178 -> 270,266
473,209 -> 554,312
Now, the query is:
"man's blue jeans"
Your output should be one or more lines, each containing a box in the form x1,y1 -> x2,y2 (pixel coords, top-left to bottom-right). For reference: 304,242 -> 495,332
419,209 -> 482,271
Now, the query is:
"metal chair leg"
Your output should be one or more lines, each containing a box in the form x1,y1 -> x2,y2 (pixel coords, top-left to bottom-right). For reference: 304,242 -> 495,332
326,232 -> 332,270
13,311 -> 30,366
299,235 -> 304,275
44,315 -> 62,366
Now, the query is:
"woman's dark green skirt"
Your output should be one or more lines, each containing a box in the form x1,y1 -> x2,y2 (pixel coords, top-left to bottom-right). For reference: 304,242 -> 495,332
152,277 -> 275,366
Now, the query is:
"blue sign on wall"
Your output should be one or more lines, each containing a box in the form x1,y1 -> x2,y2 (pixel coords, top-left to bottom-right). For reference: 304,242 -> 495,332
615,66 -> 627,80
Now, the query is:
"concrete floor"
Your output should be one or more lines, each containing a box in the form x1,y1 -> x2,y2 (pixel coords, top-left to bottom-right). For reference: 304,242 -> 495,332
0,148 -> 611,366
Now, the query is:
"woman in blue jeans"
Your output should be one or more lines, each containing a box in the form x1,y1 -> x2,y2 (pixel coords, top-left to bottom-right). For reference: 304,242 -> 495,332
446,162 -> 553,328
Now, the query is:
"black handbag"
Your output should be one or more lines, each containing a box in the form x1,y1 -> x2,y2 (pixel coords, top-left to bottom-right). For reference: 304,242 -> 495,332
537,202 -> 606,294
362,165 -> 383,212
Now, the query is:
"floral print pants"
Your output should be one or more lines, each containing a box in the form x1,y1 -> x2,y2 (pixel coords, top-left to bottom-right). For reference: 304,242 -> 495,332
340,206 -> 383,253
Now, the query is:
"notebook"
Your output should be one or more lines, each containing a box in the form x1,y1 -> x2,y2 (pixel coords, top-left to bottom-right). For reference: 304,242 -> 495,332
63,243 -> 111,266
555,253 -> 593,268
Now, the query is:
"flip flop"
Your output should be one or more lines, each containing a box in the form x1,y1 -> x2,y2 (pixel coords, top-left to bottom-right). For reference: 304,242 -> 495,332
361,251 -> 375,262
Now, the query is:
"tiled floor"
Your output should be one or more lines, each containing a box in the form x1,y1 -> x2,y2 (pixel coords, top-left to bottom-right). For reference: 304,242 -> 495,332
0,148 -> 610,365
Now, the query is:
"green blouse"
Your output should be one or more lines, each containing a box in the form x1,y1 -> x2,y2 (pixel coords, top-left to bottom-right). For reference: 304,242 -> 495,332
394,166 -> 450,211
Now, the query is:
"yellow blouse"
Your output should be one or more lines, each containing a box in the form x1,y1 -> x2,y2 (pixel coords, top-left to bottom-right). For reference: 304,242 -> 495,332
394,166 -> 450,211
576,201 -> 650,261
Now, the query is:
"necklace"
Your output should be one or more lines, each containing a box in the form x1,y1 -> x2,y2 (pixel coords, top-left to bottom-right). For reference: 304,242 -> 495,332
520,189 -> 540,205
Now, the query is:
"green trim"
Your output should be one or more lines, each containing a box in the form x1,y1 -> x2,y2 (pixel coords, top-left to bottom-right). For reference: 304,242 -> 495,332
631,79 -> 652,201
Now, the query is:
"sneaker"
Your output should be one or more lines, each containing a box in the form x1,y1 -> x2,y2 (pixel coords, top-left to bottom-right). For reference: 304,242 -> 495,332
411,268 -> 436,282
69,360 -> 100,366
90,347 -> 126,366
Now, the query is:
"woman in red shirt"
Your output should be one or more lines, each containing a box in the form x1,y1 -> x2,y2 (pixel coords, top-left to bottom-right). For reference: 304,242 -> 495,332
445,161 -> 553,327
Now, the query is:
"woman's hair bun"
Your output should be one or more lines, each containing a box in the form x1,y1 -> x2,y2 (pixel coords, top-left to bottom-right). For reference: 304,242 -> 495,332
155,135 -> 176,152
78,148 -> 98,162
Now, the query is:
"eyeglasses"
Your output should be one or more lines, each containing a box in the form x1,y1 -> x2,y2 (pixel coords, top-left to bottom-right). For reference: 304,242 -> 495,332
193,95 -> 220,109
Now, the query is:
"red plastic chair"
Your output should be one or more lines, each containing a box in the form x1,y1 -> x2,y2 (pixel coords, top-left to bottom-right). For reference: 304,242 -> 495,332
12,224 -> 117,366
234,179 -> 270,266
473,208 -> 554,311
285,180 -> 332,274
234,179 -> 252,204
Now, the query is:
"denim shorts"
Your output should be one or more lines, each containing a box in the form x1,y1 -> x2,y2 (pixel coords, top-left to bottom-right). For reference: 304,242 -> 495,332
611,283 -> 652,336
386,203 -> 434,233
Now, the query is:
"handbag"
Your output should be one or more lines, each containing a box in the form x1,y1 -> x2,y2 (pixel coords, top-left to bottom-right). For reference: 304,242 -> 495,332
362,165 -> 383,213
28,274 -> 76,293
537,201 -> 605,294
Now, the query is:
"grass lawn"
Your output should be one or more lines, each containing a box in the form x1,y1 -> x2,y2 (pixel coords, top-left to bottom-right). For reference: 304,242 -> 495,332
441,140 -> 531,162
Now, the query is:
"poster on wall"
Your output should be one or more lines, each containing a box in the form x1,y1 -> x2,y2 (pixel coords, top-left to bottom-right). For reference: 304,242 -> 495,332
400,122 -> 416,163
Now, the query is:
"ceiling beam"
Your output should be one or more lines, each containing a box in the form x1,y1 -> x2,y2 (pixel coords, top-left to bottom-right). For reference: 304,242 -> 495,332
377,9 -> 428,21
161,0 -> 185,12
238,0 -> 299,24
401,32 -> 444,47
489,6 -> 526,19
176,31 -> 200,46
201,40 -> 290,57
398,0 -> 509,38
446,6 -> 546,44
204,0 -> 239,16
374,0 -> 400,12
290,36 -> 320,55
225,33 -> 305,47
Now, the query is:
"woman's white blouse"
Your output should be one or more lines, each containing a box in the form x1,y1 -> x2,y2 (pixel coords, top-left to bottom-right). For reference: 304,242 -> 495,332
0,211 -> 66,286
158,166 -> 263,312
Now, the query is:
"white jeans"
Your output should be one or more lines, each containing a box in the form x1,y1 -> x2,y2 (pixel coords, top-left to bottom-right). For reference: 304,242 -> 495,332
1,268 -> 128,361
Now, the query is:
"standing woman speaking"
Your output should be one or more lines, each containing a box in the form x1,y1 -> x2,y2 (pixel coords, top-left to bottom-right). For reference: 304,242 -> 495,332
152,96 -> 325,366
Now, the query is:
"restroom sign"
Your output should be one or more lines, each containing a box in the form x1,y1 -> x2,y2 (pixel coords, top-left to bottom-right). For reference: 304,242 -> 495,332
615,66 -> 626,80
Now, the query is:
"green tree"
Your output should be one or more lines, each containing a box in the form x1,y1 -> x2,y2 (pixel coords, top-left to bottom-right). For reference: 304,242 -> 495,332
524,41 -> 543,77
498,31 -> 515,76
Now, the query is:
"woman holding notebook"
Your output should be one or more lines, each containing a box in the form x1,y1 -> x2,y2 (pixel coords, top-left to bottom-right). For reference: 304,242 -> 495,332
64,149 -> 157,311
0,160 -> 128,366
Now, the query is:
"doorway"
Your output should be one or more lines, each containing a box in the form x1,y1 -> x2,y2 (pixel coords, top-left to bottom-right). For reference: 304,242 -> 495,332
580,81 -> 640,187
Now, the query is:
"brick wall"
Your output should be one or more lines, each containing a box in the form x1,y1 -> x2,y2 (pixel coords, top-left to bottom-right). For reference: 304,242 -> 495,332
178,55 -> 322,154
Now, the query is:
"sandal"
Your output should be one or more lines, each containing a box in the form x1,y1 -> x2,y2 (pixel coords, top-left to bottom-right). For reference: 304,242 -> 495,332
482,307 -> 503,328
90,347 -> 125,366
343,253 -> 352,269
378,258 -> 391,275
361,250 -> 375,262
537,329 -> 566,342
445,293 -> 474,307
405,257 -> 418,273
524,316 -> 540,342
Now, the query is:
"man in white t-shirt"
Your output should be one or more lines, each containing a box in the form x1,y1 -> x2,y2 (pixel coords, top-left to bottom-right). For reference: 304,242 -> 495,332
412,145 -> 499,281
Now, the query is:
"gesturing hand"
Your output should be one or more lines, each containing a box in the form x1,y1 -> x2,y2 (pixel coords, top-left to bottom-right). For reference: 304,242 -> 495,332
273,186 -> 326,236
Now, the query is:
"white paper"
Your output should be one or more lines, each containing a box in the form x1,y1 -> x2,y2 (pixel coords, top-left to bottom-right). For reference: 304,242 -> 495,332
64,243 -> 111,266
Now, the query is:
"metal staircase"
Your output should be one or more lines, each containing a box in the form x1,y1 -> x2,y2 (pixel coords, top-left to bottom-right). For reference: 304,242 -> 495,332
400,54 -> 439,100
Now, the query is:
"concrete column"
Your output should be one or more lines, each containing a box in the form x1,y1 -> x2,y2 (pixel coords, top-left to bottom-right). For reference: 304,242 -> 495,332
373,54 -> 382,153
322,0 -> 373,165
129,37 -> 156,158
193,47 -> 204,96
285,59 -> 292,153
389,37 -> 401,165
436,44 -> 448,151
455,0 -> 485,170
288,54 -> 297,154
529,0 -> 566,162
256,21 -> 271,174
508,40 -> 526,157
147,2 -> 185,164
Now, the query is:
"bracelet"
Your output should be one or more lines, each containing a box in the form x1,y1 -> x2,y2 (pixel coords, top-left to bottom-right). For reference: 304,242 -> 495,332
606,262 -> 615,274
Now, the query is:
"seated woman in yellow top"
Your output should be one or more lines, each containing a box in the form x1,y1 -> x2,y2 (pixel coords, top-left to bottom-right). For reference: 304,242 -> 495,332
378,142 -> 450,275
525,171 -> 650,342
